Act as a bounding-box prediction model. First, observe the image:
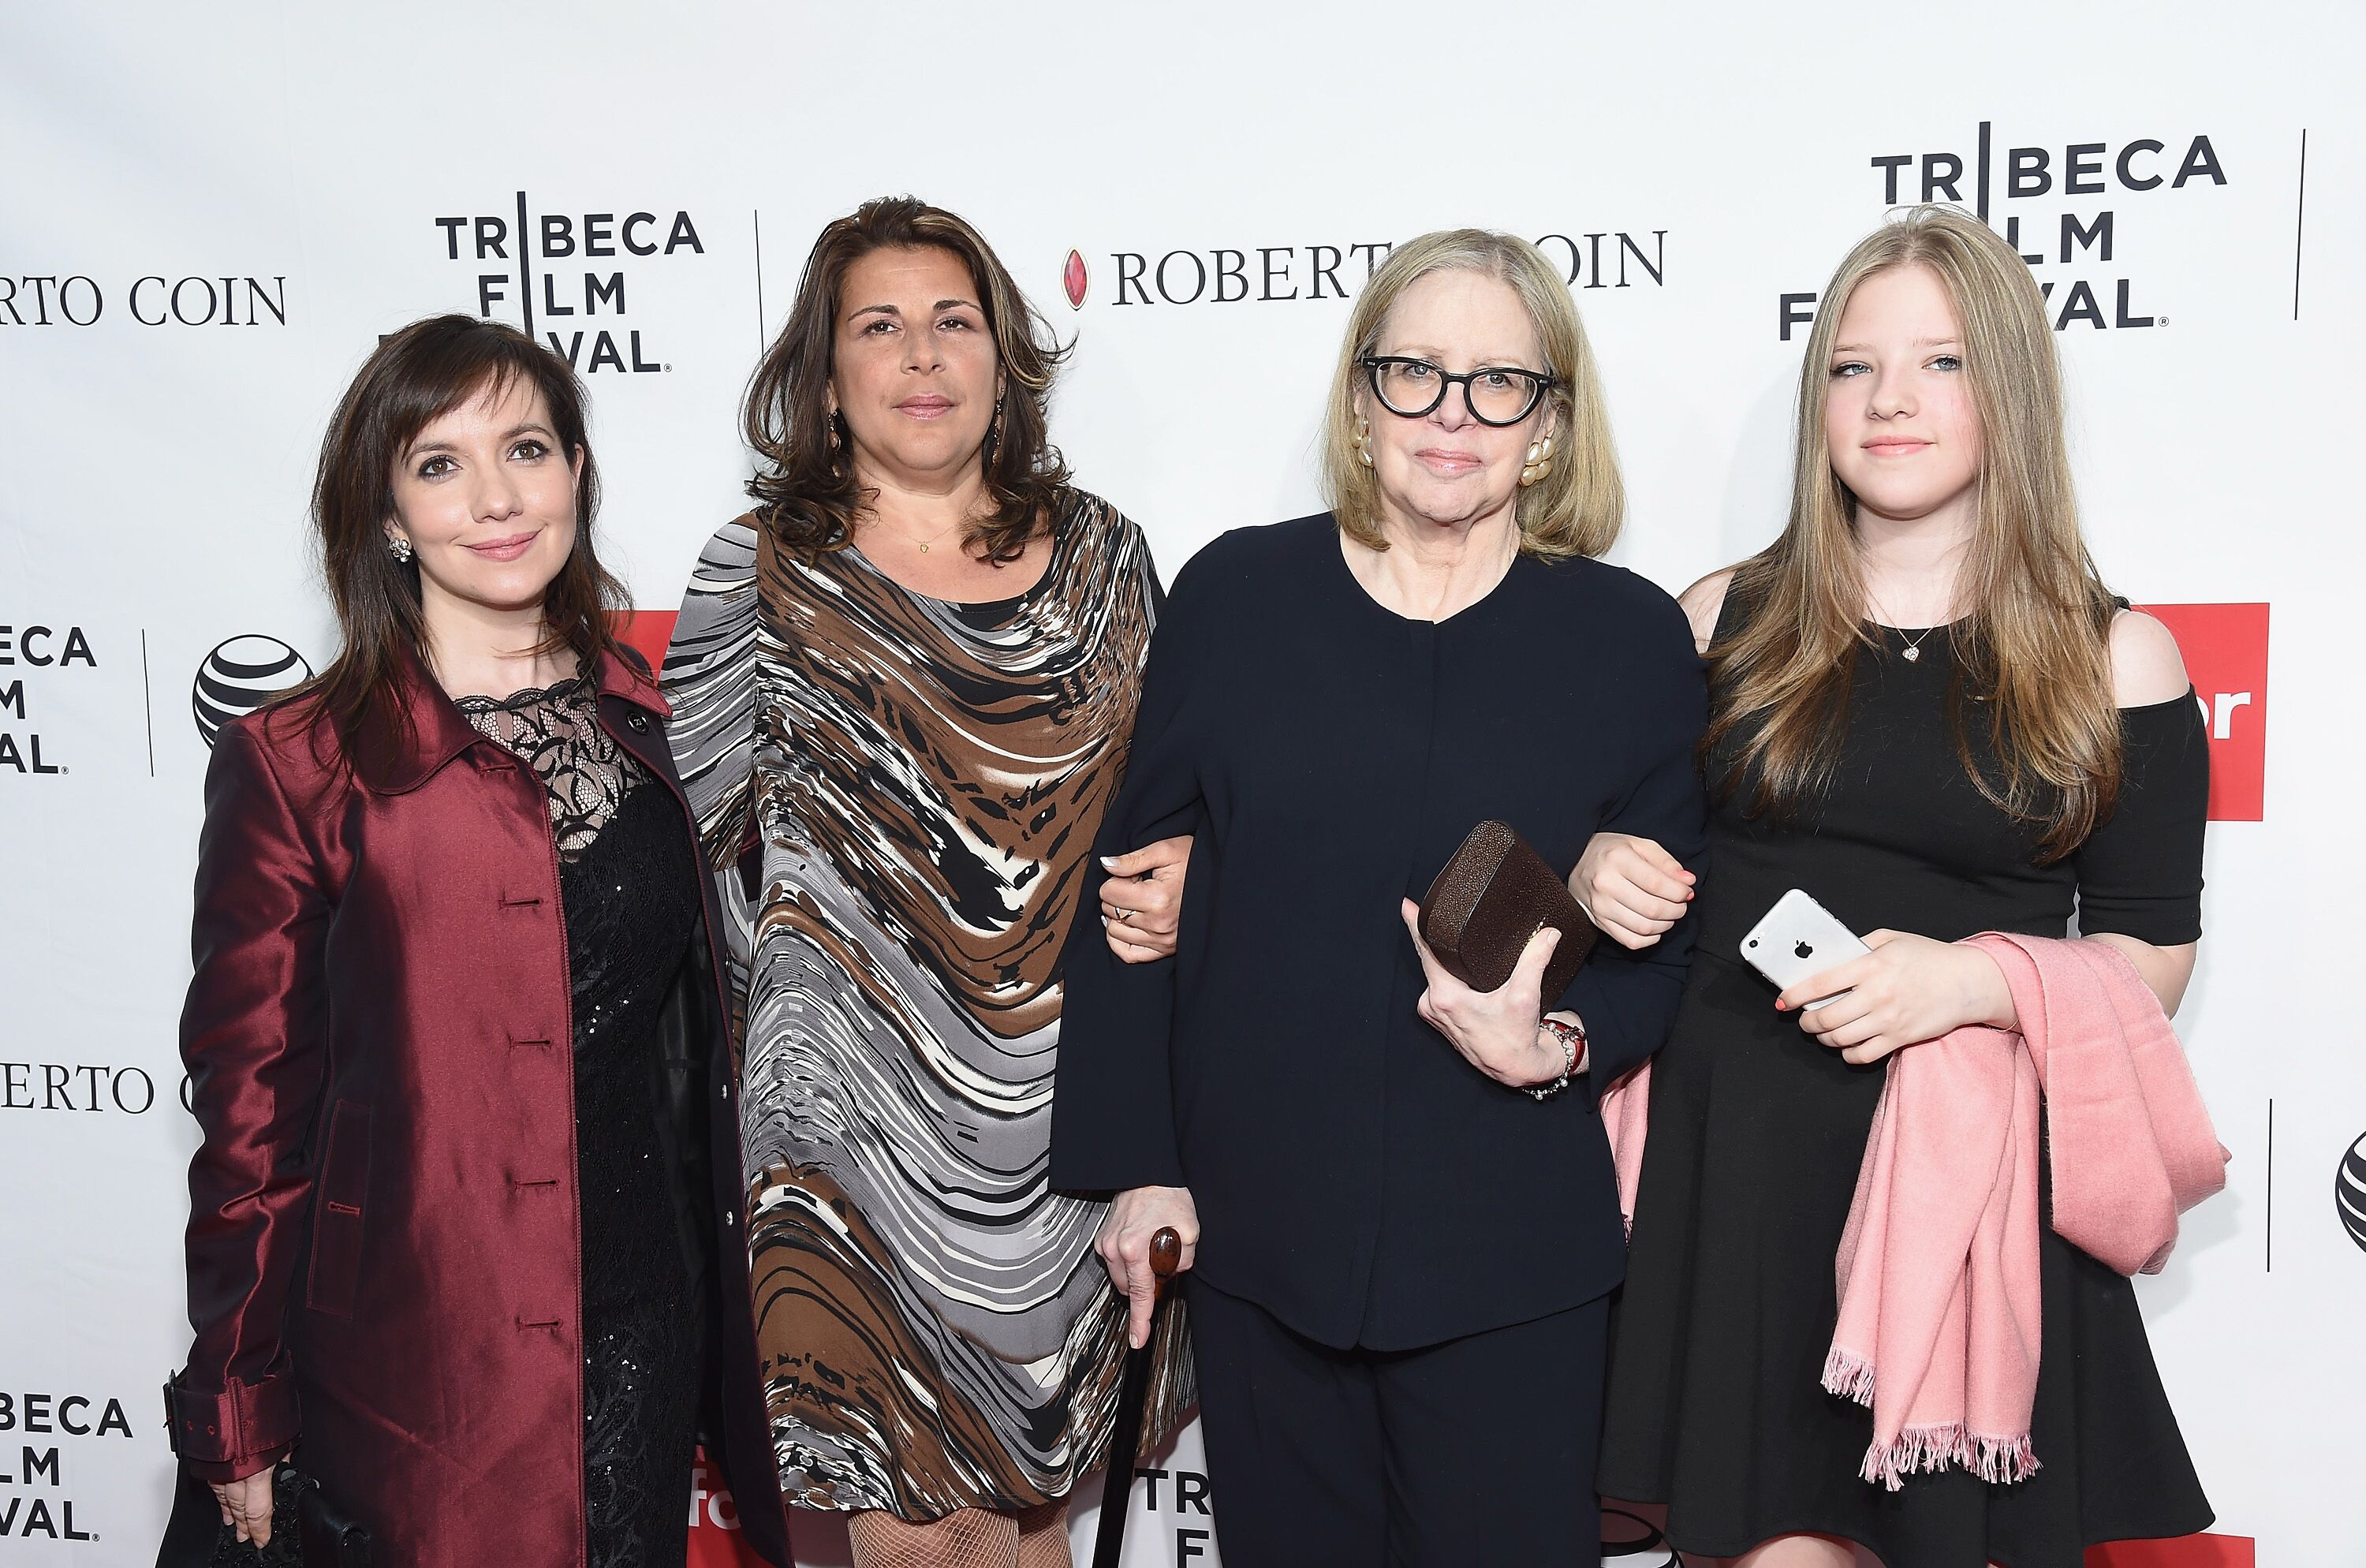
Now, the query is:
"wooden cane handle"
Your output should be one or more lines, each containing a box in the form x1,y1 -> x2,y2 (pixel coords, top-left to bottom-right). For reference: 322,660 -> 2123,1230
1148,1226 -> 1183,1279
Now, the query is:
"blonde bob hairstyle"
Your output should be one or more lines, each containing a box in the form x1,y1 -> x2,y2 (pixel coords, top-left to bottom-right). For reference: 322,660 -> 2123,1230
1707,204 -> 2123,857
1319,229 -> 1623,560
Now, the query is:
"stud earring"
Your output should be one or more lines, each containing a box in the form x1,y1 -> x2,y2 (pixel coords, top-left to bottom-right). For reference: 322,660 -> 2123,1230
1353,416 -> 1376,469
1519,434 -> 1555,488
388,535 -> 415,563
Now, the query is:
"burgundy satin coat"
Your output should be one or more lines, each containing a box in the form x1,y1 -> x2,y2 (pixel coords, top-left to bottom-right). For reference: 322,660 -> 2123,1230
168,650 -> 787,1568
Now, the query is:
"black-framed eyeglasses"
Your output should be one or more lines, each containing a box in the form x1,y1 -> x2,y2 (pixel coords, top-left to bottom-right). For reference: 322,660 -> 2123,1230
1359,355 -> 1556,427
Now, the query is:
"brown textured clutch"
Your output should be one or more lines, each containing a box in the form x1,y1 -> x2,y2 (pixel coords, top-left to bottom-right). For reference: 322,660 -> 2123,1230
1417,819 -> 1597,1002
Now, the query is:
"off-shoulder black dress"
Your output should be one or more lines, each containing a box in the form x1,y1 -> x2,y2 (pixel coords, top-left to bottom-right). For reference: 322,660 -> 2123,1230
1596,599 -> 2214,1568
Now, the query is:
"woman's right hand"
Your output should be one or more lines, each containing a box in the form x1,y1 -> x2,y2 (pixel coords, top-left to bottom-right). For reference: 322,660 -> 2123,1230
1572,832 -> 1692,950
1101,835 -> 1192,964
1096,1185 -> 1198,1349
211,1466 -> 274,1545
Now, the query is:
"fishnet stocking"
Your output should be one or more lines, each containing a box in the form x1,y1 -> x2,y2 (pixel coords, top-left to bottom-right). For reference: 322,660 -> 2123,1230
847,1503 -> 1071,1568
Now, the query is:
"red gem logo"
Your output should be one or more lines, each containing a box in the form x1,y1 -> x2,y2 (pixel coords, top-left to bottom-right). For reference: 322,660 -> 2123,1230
1062,248 -> 1088,310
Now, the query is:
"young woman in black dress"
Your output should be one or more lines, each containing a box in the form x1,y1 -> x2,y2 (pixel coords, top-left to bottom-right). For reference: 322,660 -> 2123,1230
1583,206 -> 2212,1567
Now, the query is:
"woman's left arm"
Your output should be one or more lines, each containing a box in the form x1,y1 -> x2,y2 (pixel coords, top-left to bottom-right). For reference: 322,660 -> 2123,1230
1787,609 -> 2207,1059
1556,595 -> 1712,1101
2081,609 -> 2205,1016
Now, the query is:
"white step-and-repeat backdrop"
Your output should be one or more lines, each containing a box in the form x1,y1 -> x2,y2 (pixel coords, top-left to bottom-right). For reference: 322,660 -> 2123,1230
4,4 -> 2359,1564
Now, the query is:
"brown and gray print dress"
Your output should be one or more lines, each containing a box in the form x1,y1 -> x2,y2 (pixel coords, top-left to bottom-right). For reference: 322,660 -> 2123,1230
662,488 -> 1191,1518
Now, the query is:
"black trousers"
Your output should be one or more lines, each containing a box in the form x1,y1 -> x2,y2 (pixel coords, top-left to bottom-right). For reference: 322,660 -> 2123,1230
1188,1276 -> 1607,1567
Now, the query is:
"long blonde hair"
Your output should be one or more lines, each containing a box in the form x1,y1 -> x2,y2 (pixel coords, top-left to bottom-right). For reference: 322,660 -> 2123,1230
1319,230 -> 1623,559
1706,205 -> 2122,857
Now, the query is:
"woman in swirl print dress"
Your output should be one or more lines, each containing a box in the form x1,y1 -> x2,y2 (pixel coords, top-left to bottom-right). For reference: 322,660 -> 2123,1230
662,197 -> 1192,1568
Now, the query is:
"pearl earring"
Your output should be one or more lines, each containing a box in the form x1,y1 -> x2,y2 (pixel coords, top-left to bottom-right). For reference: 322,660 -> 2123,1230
388,535 -> 415,563
1353,416 -> 1375,469
1519,434 -> 1555,488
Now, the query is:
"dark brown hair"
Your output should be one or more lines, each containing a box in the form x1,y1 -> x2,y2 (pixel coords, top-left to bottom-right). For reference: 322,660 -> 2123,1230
744,196 -> 1071,564
289,313 -> 625,770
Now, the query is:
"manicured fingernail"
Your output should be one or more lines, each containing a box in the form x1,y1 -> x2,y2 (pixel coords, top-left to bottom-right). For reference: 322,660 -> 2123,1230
1100,856 -> 1119,870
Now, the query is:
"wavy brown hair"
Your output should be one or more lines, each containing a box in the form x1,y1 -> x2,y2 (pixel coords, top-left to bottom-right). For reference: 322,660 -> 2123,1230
1705,206 -> 2122,859
744,196 -> 1071,564
286,314 -> 625,771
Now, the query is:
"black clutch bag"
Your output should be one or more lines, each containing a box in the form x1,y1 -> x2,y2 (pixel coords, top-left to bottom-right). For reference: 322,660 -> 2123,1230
1416,819 -> 1597,1002
294,1474 -> 371,1568
160,1465 -> 370,1568
203,1470 -> 309,1567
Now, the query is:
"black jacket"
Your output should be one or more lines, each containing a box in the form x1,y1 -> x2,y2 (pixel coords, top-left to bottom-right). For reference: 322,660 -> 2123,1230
1051,517 -> 1708,1350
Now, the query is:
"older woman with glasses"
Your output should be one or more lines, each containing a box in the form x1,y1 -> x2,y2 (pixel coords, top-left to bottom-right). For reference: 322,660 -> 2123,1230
1051,230 -> 1709,1567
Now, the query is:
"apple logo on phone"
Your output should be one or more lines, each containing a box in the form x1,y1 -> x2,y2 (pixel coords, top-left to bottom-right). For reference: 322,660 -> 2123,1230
1793,940 -> 1815,959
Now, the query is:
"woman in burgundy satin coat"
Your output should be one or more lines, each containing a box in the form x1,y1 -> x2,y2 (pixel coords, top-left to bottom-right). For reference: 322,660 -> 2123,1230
163,315 -> 787,1568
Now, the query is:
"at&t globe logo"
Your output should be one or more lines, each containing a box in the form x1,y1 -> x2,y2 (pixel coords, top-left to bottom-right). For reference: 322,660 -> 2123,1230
2338,1131 -> 2366,1255
192,635 -> 311,746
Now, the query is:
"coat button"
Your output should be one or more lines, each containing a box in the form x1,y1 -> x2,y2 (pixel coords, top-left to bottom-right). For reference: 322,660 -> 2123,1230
626,712 -> 651,734
723,1209 -> 736,1228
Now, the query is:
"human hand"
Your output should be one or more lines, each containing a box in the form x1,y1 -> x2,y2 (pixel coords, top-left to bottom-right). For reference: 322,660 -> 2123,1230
1101,836 -> 1192,963
1778,930 -> 2016,1065
211,1465 -> 275,1545
1571,832 -> 1693,950
1096,1185 -> 1198,1349
1400,899 -> 1567,1089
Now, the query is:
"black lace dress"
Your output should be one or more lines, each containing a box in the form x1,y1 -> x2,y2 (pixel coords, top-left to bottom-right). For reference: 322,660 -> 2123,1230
460,675 -> 707,1568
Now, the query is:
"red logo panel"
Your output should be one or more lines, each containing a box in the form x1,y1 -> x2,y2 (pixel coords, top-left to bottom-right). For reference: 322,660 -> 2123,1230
2086,1534 -> 2256,1568
614,609 -> 679,678
685,1448 -> 770,1567
2138,603 -> 2268,823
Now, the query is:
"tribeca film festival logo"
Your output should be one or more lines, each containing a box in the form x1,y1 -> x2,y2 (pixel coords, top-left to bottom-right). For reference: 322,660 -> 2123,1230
1058,227 -> 1670,309
0,623 -> 97,777
192,633 -> 312,748
0,1390 -> 134,1543
1778,125 -> 2229,339
436,193 -> 706,374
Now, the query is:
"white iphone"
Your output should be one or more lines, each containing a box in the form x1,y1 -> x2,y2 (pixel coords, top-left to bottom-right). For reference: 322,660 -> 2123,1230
1738,888 -> 1870,1010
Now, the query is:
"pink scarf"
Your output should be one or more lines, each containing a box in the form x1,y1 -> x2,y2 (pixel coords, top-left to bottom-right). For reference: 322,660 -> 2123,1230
1596,933 -> 2226,1491
1821,932 -> 2228,1488
1599,1061 -> 1651,1238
